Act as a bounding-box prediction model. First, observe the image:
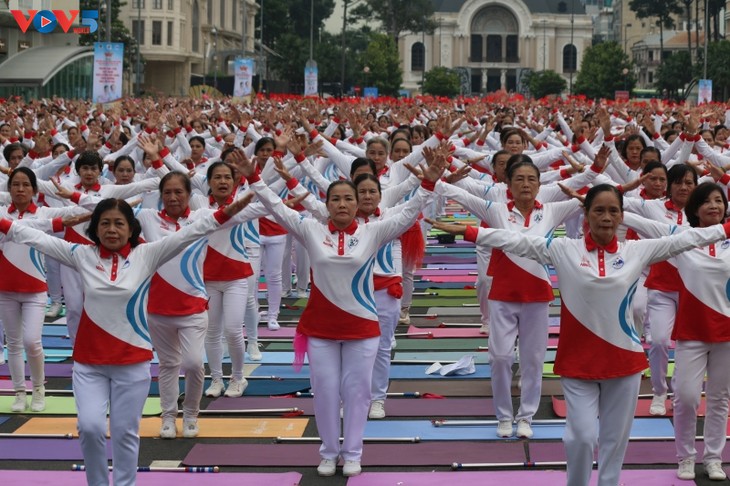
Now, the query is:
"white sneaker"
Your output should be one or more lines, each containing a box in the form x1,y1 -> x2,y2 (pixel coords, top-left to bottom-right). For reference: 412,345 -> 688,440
11,392 -> 27,412
479,323 -> 490,335
182,418 -> 199,438
159,419 -> 177,439
398,308 -> 410,325
705,461 -> 727,481
368,400 -> 385,419
45,301 -> 63,318
267,319 -> 280,331
295,288 -> 309,299
677,458 -> 695,480
317,458 -> 337,476
205,378 -> 225,397
224,378 -> 248,397
391,337 -> 397,349
30,386 -> 45,412
247,341 -> 262,361
650,394 -> 667,416
496,420 -> 514,438
516,419 -> 533,439
343,460 -> 361,477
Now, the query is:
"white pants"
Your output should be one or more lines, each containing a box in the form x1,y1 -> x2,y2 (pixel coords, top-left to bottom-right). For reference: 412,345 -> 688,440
475,247 -> 492,327
148,312 -> 207,421
674,340 -> 730,463
0,291 -> 46,390
46,256 -> 63,304
281,234 -> 310,294
401,263 -> 415,309
260,234 -> 286,321
562,373 -> 641,486
60,265 -> 83,344
244,245 -> 261,341
73,361 -> 151,486
204,279 -> 247,381
488,300 -> 548,422
645,290 -> 678,396
308,336 -> 379,462
371,289 -> 400,401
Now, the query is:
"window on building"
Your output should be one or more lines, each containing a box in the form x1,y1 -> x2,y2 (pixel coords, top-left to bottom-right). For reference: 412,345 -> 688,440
153,0 -> 162,9
167,21 -> 173,46
168,0 -> 173,9
132,0 -> 145,8
192,0 -> 200,52
132,20 -> 145,45
486,35 -> 502,62
411,42 -> 425,71
220,0 -> 225,27
152,20 -> 162,45
648,50 -> 654,61
563,44 -> 577,73
648,71 -> 653,83
470,34 -> 482,62
506,35 -> 519,62
232,0 -> 237,30
207,0 -> 212,25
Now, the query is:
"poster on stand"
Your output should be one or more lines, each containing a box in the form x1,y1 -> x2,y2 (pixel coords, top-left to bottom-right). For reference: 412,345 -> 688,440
233,58 -> 254,99
93,42 -> 124,103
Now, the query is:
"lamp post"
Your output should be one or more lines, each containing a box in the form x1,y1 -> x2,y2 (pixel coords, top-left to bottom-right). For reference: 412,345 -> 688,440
569,0 -> 574,94
363,65 -> 370,89
623,67 -> 629,91
540,19 -> 547,71
211,27 -> 218,90
135,0 -> 142,96
624,23 -> 632,54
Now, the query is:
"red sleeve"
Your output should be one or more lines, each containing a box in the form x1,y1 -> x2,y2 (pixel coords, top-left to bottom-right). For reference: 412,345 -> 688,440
464,225 -> 479,243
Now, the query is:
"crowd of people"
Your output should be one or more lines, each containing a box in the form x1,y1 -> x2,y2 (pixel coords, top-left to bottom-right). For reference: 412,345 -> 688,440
0,93 -> 730,485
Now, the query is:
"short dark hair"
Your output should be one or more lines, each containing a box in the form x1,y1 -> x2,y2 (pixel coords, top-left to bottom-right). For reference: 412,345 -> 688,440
583,184 -> 623,213
349,157 -> 377,178
3,142 -> 26,162
667,164 -> 697,194
159,171 -> 191,195
353,173 -> 381,194
505,154 -> 538,181
112,155 -> 135,173
641,160 -> 667,176
254,136 -> 275,155
325,180 -> 357,203
86,198 -> 142,248
74,150 -> 103,173
685,182 -> 728,228
8,166 -> 37,193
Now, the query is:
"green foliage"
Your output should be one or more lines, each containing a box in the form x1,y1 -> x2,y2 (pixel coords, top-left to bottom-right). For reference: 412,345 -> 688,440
350,0 -> 437,41
574,42 -> 635,99
359,33 -> 402,96
655,51 -> 692,98
697,40 -> 730,98
527,70 -> 567,99
422,67 -> 460,97
629,0 -> 683,28
78,0 -> 138,71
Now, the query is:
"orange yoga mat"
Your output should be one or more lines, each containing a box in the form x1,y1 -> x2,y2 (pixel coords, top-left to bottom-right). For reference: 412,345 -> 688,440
13,417 -> 308,438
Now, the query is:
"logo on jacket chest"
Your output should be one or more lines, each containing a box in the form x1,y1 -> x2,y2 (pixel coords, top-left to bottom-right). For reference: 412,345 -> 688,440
323,236 -> 335,248
348,237 -> 359,249
611,256 -> 625,269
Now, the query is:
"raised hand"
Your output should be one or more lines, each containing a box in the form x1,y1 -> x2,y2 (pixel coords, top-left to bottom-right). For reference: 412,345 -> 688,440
227,148 -> 256,178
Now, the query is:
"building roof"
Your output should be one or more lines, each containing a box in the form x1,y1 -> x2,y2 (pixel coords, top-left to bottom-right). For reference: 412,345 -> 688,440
0,45 -> 93,86
432,0 -> 586,15
636,30 -> 706,48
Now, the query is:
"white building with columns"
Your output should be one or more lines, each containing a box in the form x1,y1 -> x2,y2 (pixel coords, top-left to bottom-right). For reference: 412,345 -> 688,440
399,0 -> 593,94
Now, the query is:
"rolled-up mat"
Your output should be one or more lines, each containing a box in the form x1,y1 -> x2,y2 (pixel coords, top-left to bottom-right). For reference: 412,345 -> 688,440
529,440 -> 730,464
0,470 -> 302,485
13,417 -> 309,438
0,438 -> 111,460
183,440 -> 524,467
146,378 -> 311,397
363,419 -> 674,441
206,397 -> 495,417
0,396 -> 161,415
551,395 -> 700,418
346,469 -> 680,486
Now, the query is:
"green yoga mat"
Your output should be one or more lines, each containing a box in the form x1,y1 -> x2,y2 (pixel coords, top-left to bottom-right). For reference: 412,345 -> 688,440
391,338 -> 481,351
265,342 -> 294,351
643,362 -> 674,378
0,396 -> 162,415
411,298 -> 478,307
420,289 -> 477,297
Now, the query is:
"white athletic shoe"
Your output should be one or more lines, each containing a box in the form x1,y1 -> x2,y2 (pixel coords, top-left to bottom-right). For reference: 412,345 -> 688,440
247,341 -> 262,361
677,458 -> 695,480
317,458 -> 337,476
516,419 -> 533,439
11,392 -> 27,412
160,419 -> 177,439
343,460 -> 361,477
182,418 -> 199,438
496,420 -> 514,438
368,400 -> 385,419
224,378 -> 248,397
267,320 -> 281,331
705,461 -> 727,481
479,323 -> 490,335
45,302 -> 63,318
649,394 -> 667,416
30,386 -> 45,412
398,308 -> 410,325
205,378 -> 225,397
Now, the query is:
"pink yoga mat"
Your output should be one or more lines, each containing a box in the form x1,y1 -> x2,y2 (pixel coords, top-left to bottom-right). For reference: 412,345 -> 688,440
0,438 -> 111,460
183,441 -> 525,467
0,470 -> 302,485
529,440 -> 730,464
346,468 -> 681,486
416,269 -> 474,276
257,326 -> 296,338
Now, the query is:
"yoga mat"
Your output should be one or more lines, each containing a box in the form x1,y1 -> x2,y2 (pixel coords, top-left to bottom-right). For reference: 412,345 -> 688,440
0,396 -> 161,415
407,326 -> 485,339
389,380 -> 493,397
418,276 -> 477,283
14,417 -> 309,438
0,379 -> 32,388
0,470 -> 302,486
417,289 -> 477,297
426,307 -> 481,316
41,336 -> 72,349
551,396 -> 704,418
42,326 -> 69,337
0,438 -> 111,460
346,469 -> 680,486
184,440 -> 524,467
423,255 -> 477,264
389,338 -> 482,351
146,378 -> 311,397
530,440 -> 730,464
423,263 -> 478,270
411,298 -> 478,308
256,326 -> 297,338
247,364 -> 491,380
394,351 -> 490,364
363,419 -> 674,441
415,282 -> 473,290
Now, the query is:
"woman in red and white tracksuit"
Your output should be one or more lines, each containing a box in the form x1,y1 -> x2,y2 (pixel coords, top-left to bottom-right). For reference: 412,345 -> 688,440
0,195 -> 251,486
235,151 -> 440,478
624,182 -> 730,481
431,184 -> 730,486
0,167 -> 87,413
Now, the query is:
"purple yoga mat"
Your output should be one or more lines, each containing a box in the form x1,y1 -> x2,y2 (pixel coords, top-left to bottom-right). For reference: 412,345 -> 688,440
423,256 -> 477,264
529,440 -> 730,464
205,397 -> 495,417
183,441 -> 525,467
258,326 -> 296,338
0,438 -> 112,460
7,363 -> 163,378
0,470 -> 302,485
346,468 -> 680,486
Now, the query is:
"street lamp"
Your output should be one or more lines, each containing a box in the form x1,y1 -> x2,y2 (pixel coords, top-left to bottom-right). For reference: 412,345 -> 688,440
624,23 -> 632,54
623,67 -> 629,91
540,19 -> 547,71
363,65 -> 370,89
211,27 -> 218,90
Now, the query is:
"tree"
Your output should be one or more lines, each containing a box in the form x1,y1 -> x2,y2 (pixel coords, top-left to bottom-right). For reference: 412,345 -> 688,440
574,42 -> 635,99
422,67 -> 459,97
359,32 -> 402,96
78,0 -> 138,71
655,51 -> 692,99
350,0 -> 437,43
698,40 -> 730,100
629,0 -> 683,62
527,70 -> 567,99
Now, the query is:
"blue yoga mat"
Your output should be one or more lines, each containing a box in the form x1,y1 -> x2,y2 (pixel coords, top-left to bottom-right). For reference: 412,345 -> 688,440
364,419 -> 675,441
41,336 -> 72,349
249,364 -> 491,380
146,378 -> 310,397
42,326 -> 69,337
